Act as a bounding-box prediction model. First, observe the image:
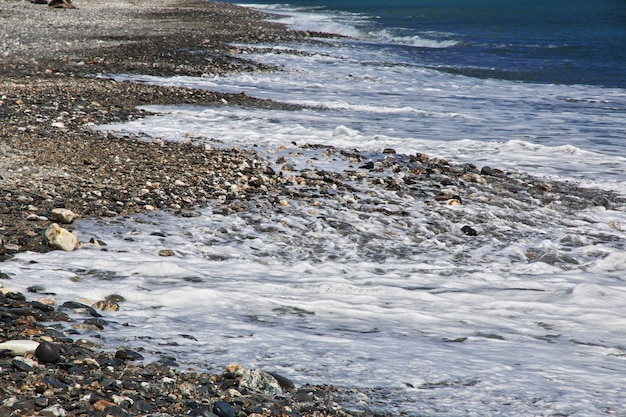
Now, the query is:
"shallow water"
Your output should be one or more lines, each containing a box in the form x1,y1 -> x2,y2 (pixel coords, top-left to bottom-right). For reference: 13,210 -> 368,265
4,4 -> 626,416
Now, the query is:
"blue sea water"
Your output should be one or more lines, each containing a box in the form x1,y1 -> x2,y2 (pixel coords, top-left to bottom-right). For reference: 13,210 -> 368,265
228,0 -> 626,88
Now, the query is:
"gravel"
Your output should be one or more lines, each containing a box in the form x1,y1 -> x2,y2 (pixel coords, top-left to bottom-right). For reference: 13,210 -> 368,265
0,1 -> 375,416
0,1 -> 623,415
0,0 -> 318,258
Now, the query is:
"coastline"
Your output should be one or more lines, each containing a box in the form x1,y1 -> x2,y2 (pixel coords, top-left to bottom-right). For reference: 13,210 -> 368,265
2,0 -> 625,416
0,0 -> 315,258
0,0 -> 370,415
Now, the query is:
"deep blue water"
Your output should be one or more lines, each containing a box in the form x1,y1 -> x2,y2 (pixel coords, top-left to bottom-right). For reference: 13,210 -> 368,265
227,0 -> 626,88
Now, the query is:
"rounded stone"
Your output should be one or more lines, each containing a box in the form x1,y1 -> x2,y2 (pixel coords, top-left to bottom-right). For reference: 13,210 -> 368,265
114,349 -> 144,361
461,225 -> 478,236
213,400 -> 235,417
35,341 -> 61,363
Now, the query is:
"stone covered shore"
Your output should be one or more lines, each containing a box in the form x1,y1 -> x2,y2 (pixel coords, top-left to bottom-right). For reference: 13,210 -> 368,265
1,0 -> 625,416
0,0 -> 375,416
0,0 -> 321,258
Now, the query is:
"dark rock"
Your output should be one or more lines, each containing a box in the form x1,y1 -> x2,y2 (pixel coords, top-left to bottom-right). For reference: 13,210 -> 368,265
267,371 -> 296,391
213,400 -> 235,417
83,318 -> 109,329
30,301 -> 55,312
27,285 -> 52,294
12,358 -> 33,372
35,341 -> 61,363
41,378 -> 70,391
12,399 -> 38,412
115,349 -> 144,361
5,292 -> 26,301
102,405 -> 131,417
461,225 -> 478,236
480,166 -> 494,176
60,301 -> 102,317
105,294 -> 126,303
34,397 -> 50,408
130,399 -> 152,414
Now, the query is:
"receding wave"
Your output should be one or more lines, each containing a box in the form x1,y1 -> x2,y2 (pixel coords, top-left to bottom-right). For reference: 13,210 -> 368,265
372,29 -> 459,48
242,3 -> 458,48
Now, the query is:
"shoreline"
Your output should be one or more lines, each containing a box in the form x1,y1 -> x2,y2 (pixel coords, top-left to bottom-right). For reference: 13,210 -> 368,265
0,0 -> 317,258
0,0 -> 376,415
1,0 -> 625,416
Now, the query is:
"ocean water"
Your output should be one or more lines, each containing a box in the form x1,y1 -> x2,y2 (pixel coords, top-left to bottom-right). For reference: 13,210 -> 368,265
4,1 -> 626,415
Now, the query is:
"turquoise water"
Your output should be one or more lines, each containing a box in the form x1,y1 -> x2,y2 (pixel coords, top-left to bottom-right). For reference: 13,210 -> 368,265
231,0 -> 626,87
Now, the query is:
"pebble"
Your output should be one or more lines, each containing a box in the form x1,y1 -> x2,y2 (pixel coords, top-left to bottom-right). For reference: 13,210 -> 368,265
50,208 -> 78,224
115,349 -> 144,361
461,225 -> 478,236
35,341 -> 62,363
213,400 -> 235,417
0,339 -> 40,356
44,223 -> 78,251
239,368 -> 284,397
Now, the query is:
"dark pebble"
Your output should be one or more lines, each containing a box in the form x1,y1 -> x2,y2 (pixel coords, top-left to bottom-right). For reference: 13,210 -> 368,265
130,399 -> 152,414
115,349 -> 144,361
12,359 -> 33,372
480,166 -> 494,176
461,225 -> 478,236
60,301 -> 102,317
213,400 -> 235,417
5,292 -> 26,301
103,405 -> 131,417
83,317 -> 109,329
27,285 -> 54,294
30,301 -> 55,312
105,294 -> 126,303
267,371 -> 295,391
35,341 -> 62,363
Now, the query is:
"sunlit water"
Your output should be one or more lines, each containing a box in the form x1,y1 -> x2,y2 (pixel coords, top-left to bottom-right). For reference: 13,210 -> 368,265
3,4 -> 626,416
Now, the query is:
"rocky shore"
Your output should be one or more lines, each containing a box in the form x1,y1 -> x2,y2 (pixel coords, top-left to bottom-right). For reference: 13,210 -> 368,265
1,0 -> 625,415
0,0 -> 319,259
0,290 -> 368,417
0,0 -> 371,415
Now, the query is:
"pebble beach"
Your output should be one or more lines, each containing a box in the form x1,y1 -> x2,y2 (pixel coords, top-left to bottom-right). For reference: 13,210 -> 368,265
2,0 -> 626,416
0,0 -> 368,415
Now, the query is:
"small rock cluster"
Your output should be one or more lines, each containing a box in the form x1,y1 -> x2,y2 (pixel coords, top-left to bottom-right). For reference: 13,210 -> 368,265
0,291 -> 363,417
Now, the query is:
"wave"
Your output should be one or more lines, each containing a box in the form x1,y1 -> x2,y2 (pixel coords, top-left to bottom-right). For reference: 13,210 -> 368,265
370,29 -> 459,49
240,3 -> 458,49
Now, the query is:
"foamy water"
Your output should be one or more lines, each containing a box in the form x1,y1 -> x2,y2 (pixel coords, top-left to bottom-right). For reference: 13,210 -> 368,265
4,5 -> 626,416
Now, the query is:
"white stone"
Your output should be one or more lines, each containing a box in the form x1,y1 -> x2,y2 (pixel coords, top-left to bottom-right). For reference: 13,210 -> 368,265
51,208 -> 77,224
0,339 -> 40,356
39,404 -> 67,417
45,223 -> 78,251
239,369 -> 283,397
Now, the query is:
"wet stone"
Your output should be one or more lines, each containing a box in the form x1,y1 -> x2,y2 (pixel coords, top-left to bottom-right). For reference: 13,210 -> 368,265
213,400 -> 235,417
461,225 -> 478,236
35,341 -> 62,363
60,301 -> 102,317
83,318 -> 109,329
12,358 -> 34,372
115,349 -> 144,361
